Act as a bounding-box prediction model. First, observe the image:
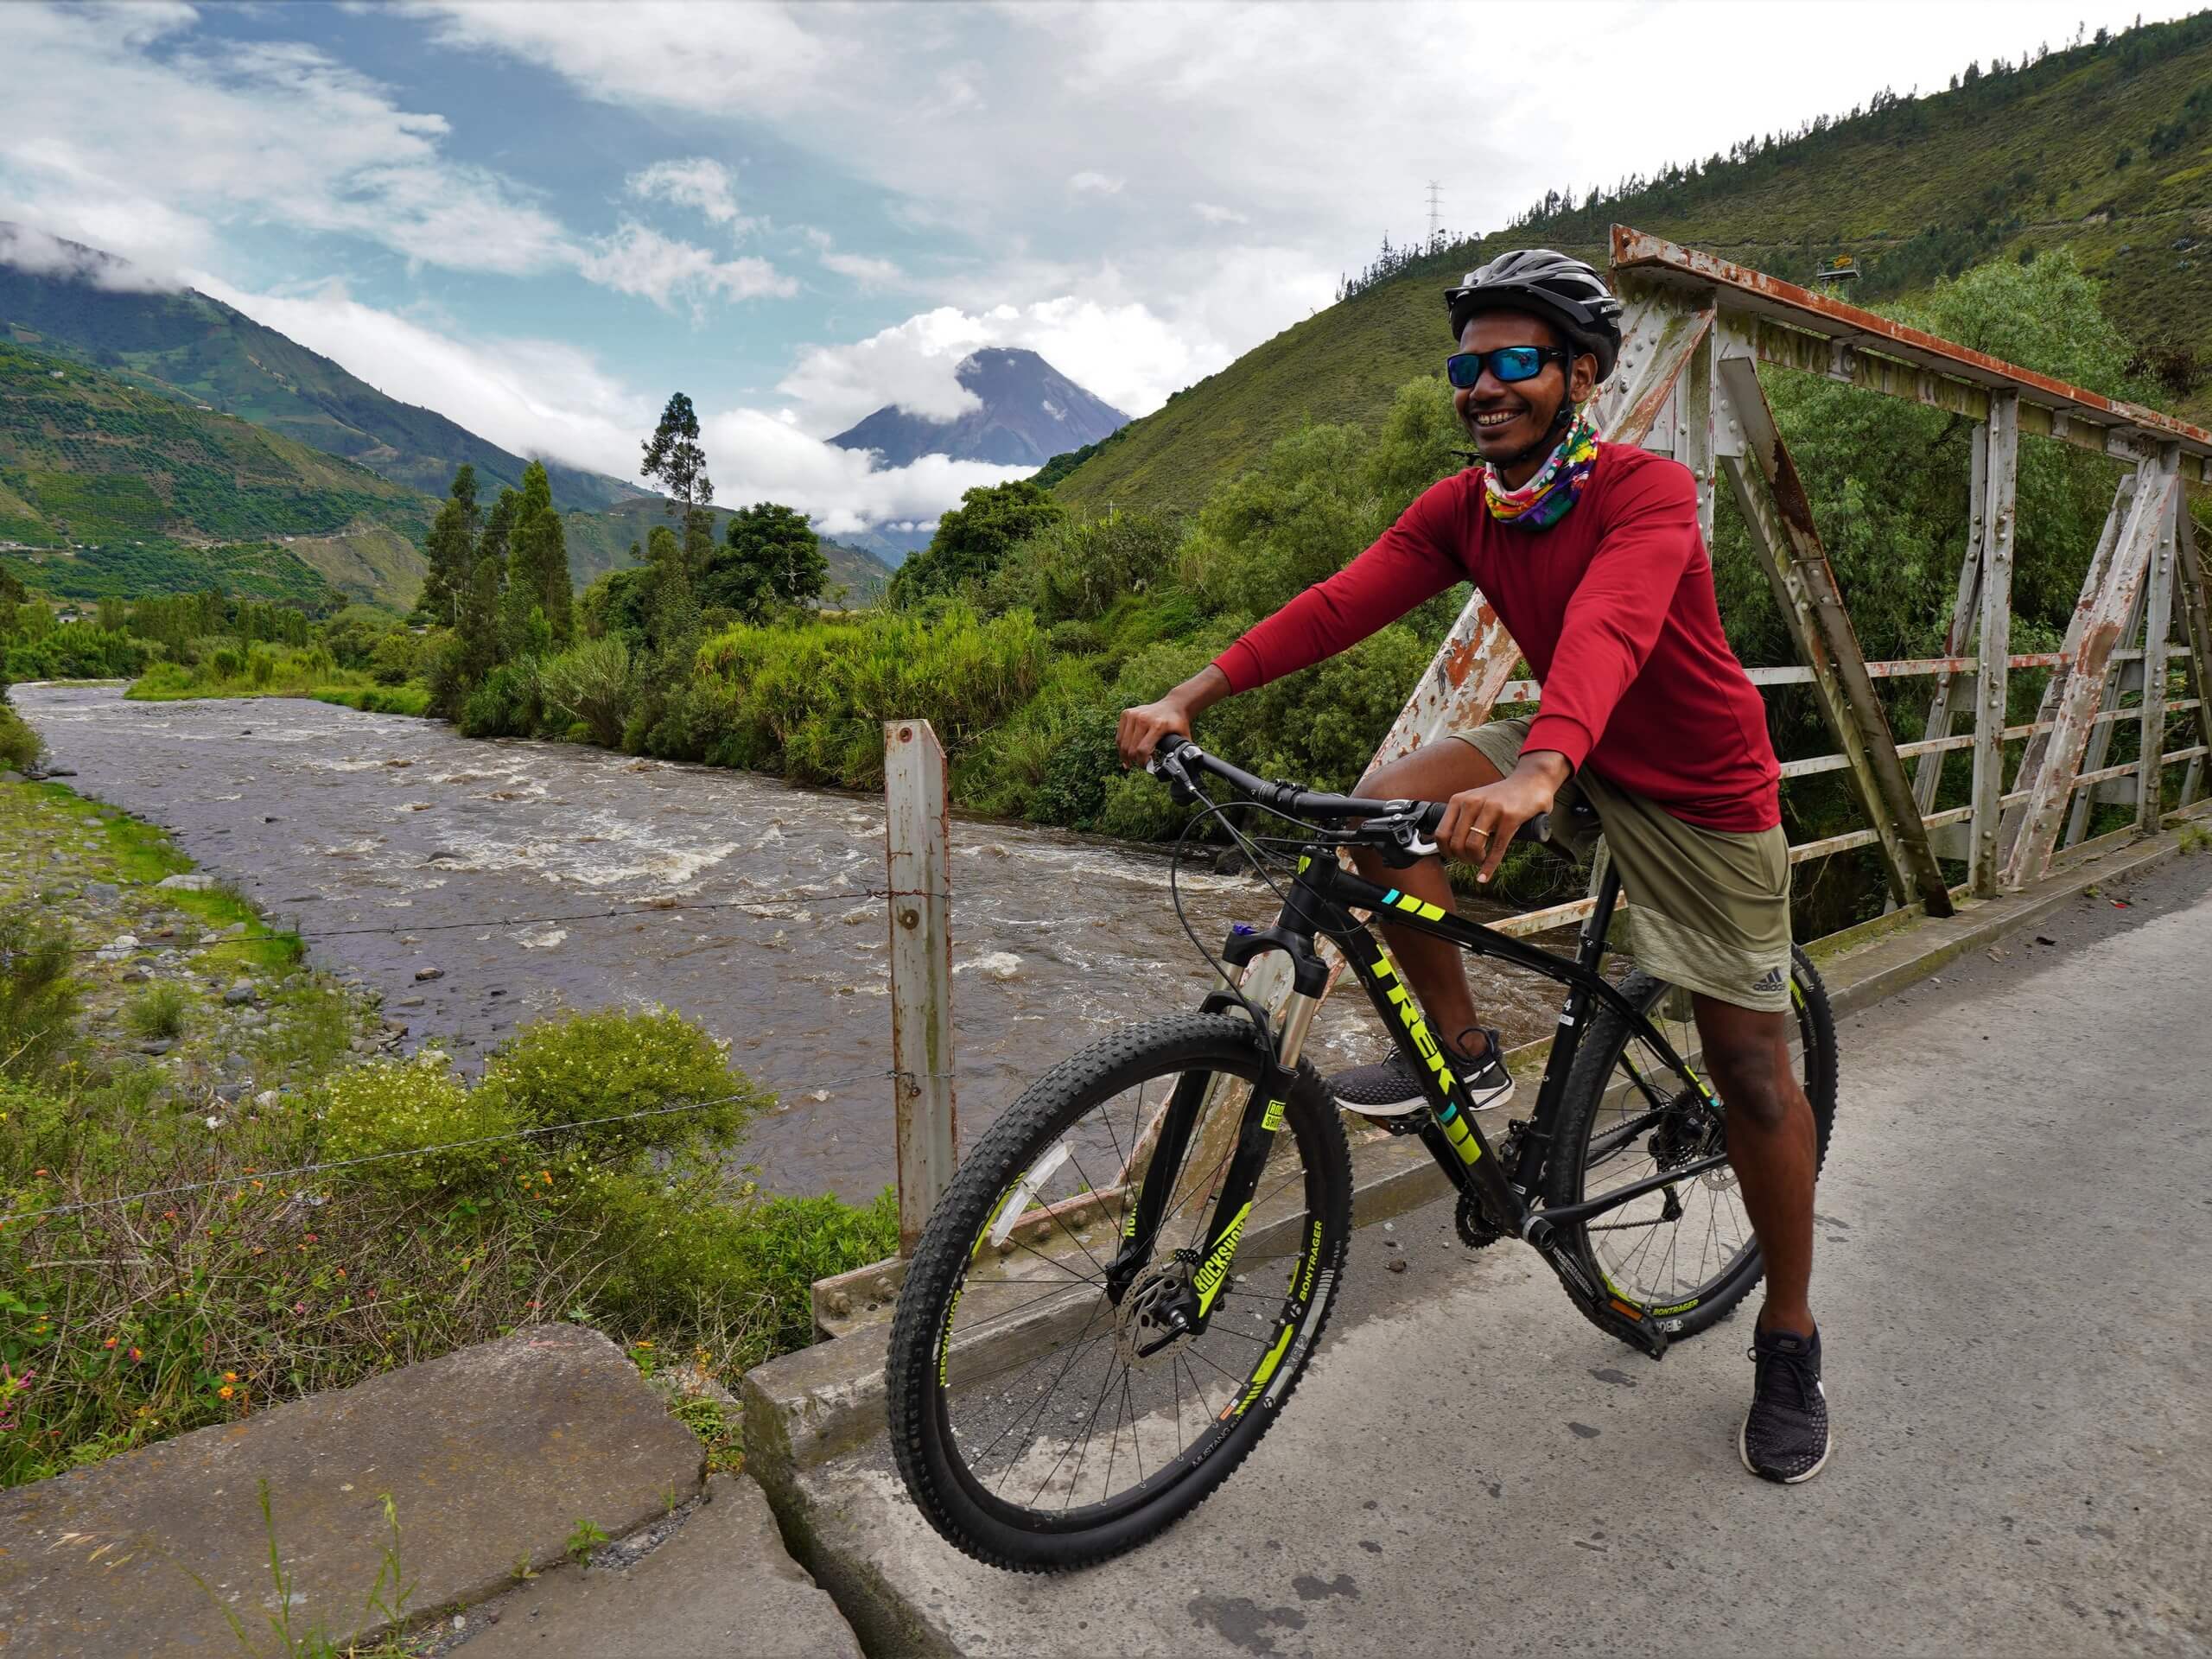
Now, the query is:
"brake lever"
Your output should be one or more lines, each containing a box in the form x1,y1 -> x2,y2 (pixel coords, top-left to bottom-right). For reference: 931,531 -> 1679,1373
1147,740 -> 1200,806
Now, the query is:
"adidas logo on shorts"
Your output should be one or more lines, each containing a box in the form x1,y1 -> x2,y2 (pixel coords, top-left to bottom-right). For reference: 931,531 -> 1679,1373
1751,966 -> 1786,994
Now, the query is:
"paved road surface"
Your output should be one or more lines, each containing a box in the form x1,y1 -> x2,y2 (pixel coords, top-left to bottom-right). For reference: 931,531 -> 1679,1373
813,855 -> 2212,1656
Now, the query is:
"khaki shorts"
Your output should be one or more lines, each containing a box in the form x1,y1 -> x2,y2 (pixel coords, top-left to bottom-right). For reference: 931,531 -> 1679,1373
1454,717 -> 1793,1013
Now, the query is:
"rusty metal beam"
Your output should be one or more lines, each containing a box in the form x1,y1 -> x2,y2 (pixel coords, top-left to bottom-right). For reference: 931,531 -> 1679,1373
1969,394 -> 2020,897
1612,226 -> 2212,483
1715,353 -> 1954,915
2001,451 -> 2181,887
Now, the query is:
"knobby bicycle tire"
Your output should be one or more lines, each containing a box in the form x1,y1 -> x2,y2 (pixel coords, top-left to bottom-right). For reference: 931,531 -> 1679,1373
1543,944 -> 1838,1343
886,1014 -> 1352,1571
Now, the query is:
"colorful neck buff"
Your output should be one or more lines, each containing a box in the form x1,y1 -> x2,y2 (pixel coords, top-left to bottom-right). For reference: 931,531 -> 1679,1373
1482,404 -> 1602,531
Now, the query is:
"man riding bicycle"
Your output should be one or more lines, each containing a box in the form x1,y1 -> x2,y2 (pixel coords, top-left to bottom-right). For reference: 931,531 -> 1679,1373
1116,250 -> 1830,1484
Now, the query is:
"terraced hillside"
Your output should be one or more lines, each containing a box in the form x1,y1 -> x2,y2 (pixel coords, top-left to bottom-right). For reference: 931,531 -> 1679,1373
0,342 -> 435,607
1052,14 -> 2212,516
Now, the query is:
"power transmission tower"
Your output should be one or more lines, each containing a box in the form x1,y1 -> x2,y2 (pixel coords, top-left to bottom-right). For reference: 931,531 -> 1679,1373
1427,181 -> 1443,246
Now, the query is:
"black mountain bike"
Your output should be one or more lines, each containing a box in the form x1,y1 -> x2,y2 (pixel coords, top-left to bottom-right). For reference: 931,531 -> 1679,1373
887,738 -> 1836,1570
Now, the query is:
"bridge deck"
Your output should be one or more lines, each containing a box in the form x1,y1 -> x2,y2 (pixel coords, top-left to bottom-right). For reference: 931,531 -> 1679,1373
776,855 -> 2212,1656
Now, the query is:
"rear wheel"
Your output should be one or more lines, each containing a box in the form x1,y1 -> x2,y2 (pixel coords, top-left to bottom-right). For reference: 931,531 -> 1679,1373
1543,944 -> 1837,1342
886,1014 -> 1352,1571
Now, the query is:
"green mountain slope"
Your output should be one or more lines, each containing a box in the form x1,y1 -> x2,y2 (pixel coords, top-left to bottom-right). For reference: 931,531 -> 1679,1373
563,496 -> 894,604
1053,14 -> 2212,516
0,230 -> 639,514
0,341 -> 433,607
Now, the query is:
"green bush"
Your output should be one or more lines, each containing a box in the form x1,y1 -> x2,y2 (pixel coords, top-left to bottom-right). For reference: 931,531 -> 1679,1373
0,699 -> 40,772
537,636 -> 634,748
318,1052 -> 515,1194
476,1006 -> 757,1163
122,982 -> 188,1042
0,908 -> 78,1077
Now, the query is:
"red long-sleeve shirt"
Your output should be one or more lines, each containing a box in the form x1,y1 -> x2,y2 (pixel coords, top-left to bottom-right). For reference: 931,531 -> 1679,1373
1211,443 -> 1781,833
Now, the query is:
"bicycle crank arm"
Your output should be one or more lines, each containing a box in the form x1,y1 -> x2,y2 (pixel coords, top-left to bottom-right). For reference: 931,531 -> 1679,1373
1525,1221 -> 1669,1361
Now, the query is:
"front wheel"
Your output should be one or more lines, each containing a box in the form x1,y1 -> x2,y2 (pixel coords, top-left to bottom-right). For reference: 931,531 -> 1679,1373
1543,944 -> 1838,1343
886,1014 -> 1352,1571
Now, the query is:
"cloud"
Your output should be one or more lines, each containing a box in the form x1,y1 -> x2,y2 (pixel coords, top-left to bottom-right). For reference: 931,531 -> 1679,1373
820,249 -> 905,289
192,273 -> 654,478
1193,201 -> 1249,226
0,220 -> 181,292
0,3 -> 569,279
626,156 -> 746,227
1067,170 -> 1124,195
200,274 -> 1032,536
575,220 -> 794,312
410,0 -> 829,118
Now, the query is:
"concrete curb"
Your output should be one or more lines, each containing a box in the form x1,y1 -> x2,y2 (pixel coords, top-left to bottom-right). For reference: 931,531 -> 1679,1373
0,1325 -> 702,1657
741,811 -> 2212,1654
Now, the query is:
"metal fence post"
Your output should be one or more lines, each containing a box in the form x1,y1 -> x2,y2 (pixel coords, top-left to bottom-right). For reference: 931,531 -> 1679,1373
885,719 -> 957,1256
1969,393 -> 2018,898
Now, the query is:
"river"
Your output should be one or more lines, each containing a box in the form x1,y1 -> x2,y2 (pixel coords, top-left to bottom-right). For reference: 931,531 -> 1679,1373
16,684 -> 1566,1199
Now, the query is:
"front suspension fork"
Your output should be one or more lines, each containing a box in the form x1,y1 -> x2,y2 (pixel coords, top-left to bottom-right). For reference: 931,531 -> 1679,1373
1105,990 -> 1321,1327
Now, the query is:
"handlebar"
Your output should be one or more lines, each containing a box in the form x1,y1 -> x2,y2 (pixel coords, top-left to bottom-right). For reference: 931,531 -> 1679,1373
1147,735 -> 1549,855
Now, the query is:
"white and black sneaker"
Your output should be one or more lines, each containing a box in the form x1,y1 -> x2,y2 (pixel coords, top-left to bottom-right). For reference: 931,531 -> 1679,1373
1739,1325 -> 1831,1484
1329,1027 -> 1515,1128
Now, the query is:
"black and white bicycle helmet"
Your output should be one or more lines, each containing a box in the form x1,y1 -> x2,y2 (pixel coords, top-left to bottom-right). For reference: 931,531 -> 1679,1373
1444,250 -> 1624,382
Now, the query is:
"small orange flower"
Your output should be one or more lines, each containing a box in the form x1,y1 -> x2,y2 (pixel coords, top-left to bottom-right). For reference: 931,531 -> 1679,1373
223,1370 -> 238,1382
102,1338 -> 118,1351
128,1348 -> 143,1362
218,1385 -> 235,1400
334,1268 -> 347,1281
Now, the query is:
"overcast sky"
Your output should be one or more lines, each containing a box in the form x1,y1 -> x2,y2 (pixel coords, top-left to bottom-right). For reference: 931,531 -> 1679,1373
0,0 -> 2194,532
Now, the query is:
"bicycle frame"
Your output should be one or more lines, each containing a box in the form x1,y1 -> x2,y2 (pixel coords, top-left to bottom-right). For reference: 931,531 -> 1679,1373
1109,845 -> 1732,1359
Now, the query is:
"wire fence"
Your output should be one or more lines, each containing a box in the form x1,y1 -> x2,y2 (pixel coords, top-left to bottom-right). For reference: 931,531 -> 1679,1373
0,887 -> 955,964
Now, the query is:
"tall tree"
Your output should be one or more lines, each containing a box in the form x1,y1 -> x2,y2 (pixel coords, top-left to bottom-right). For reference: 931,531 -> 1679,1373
501,461 -> 573,650
416,463 -> 483,626
640,392 -> 713,516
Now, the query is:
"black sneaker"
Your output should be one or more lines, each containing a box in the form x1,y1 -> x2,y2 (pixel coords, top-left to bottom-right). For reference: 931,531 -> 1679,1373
1740,1325 -> 1831,1484
1330,1027 -> 1514,1127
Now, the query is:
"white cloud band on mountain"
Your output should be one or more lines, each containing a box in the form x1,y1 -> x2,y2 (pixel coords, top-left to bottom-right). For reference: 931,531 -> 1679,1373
0,222 -> 180,293
195,275 -> 1027,537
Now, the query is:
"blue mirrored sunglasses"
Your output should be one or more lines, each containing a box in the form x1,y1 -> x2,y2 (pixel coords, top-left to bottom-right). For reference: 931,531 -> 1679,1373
1445,345 -> 1569,390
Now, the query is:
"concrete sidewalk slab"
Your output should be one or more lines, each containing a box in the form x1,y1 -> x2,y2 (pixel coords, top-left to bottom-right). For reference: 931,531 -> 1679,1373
756,860 -> 2212,1656
0,1324 -> 703,1657
452,1473 -> 861,1659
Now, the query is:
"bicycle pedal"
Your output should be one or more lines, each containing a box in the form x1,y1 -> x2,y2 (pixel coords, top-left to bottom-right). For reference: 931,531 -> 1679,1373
1589,1295 -> 1669,1361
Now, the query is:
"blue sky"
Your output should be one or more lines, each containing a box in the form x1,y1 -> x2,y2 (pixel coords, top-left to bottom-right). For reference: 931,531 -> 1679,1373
0,0 -> 2194,531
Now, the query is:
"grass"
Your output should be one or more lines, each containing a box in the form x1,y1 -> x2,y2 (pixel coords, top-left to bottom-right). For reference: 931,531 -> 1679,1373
0,778 -> 899,1489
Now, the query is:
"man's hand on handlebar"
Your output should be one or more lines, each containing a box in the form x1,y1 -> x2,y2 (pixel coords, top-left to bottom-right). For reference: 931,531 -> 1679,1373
1436,751 -> 1572,884
1116,665 -> 1232,771
1117,697 -> 1193,770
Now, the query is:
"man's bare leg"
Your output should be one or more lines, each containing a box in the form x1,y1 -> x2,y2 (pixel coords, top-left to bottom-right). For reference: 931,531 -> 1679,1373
1693,995 -> 1817,1335
1345,740 -> 1505,1057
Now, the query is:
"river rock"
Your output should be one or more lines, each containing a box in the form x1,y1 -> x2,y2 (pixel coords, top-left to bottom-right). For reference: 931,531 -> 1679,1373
223,980 -> 256,1005
83,880 -> 120,904
154,873 -> 215,892
254,1090 -> 282,1110
0,770 -> 21,784
414,966 -> 445,982
118,967 -> 149,983
137,1039 -> 173,1056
